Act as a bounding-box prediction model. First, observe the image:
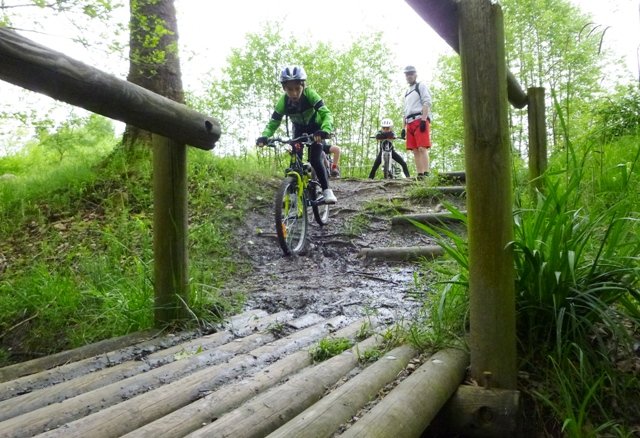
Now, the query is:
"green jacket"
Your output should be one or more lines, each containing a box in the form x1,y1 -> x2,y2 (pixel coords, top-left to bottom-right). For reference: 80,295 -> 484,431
261,87 -> 333,137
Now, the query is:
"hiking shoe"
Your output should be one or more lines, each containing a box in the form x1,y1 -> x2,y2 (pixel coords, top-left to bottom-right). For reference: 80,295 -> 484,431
323,188 -> 337,204
330,167 -> 341,178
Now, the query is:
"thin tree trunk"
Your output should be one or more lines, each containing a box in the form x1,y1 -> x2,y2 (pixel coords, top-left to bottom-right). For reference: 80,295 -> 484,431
122,0 -> 184,153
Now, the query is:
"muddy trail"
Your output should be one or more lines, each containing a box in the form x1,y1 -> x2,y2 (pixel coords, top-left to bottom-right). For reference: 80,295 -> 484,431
228,177 -> 466,323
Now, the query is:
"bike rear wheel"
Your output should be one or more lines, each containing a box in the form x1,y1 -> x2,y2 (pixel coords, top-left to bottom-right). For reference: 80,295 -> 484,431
308,180 -> 329,225
274,176 -> 308,255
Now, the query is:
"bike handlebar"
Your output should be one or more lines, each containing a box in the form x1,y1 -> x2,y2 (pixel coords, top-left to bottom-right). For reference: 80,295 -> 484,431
267,134 -> 318,147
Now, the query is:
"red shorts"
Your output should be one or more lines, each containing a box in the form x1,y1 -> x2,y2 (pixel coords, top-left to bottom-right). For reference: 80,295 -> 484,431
405,118 -> 431,150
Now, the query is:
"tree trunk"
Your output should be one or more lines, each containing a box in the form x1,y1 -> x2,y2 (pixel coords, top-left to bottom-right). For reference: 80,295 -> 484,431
122,0 -> 184,152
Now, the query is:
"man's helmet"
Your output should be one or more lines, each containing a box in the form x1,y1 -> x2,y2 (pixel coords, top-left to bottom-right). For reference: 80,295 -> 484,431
280,65 -> 307,83
381,118 -> 393,128
403,65 -> 417,74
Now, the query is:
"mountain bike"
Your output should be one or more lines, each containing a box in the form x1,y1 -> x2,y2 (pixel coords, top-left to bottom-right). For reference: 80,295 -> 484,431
267,134 -> 330,255
370,136 -> 401,179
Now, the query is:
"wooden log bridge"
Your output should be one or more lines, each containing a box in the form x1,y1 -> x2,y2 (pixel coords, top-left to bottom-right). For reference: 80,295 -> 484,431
0,310 -> 482,437
0,28 -> 220,150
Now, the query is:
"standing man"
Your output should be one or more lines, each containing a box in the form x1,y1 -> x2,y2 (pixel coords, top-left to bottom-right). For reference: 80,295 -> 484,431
401,65 -> 432,179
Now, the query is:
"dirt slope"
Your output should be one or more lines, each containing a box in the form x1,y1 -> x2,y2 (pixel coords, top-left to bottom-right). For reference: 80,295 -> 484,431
228,177 -> 462,323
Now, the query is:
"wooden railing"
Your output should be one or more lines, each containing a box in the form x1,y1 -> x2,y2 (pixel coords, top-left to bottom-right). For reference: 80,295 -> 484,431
0,27 -> 221,325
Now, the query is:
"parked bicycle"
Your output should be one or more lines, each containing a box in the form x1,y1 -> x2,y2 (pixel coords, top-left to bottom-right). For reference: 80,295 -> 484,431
267,134 -> 330,255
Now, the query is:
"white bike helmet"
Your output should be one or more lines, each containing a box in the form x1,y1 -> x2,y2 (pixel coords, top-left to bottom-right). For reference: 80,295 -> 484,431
280,65 -> 307,84
381,118 -> 393,128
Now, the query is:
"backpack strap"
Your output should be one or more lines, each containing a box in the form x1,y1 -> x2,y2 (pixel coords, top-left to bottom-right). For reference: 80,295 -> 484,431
404,82 -> 421,99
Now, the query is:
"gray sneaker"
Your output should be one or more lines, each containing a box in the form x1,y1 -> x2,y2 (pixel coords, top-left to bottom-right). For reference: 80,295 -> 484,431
322,188 -> 337,204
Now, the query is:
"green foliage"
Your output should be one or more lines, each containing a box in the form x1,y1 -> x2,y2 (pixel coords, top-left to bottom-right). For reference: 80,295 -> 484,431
358,324 -> 404,364
1,0 -> 120,23
342,213 -> 369,237
408,135 -> 639,432
591,84 -> 640,143
406,184 -> 444,204
501,0 -> 608,153
0,115 -> 117,232
35,114 -> 115,162
532,343 -> 622,437
355,320 -> 374,342
430,55 -> 464,172
512,175 -> 639,348
1,0 -> 125,53
405,204 -> 469,350
190,24 -> 402,178
362,199 -> 406,217
129,0 -> 178,77
309,337 -> 353,363
0,144 -> 273,365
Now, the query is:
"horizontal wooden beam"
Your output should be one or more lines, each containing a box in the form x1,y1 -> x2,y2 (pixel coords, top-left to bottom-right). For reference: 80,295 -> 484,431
341,348 -> 470,437
404,0 -> 529,109
0,28 -> 220,150
391,211 -> 467,226
428,385 -> 521,437
359,245 -> 445,261
0,330 -> 161,383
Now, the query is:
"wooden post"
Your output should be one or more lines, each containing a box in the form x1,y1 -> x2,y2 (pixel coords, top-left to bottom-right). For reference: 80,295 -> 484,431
527,87 -> 547,191
459,0 -> 517,389
0,28 -> 220,150
153,135 -> 188,325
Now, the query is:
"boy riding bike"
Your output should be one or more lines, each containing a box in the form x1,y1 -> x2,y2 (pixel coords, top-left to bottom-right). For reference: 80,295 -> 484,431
368,118 -> 410,179
256,65 -> 339,203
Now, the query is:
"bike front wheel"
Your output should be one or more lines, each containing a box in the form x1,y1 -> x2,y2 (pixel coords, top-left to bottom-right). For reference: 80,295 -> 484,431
308,180 -> 329,225
274,176 -> 308,255
383,151 -> 392,179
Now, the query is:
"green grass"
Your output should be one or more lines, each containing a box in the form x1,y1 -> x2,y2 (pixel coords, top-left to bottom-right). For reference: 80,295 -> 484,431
342,213 -> 370,236
309,337 -> 353,362
0,136 -> 274,365
407,133 -> 640,434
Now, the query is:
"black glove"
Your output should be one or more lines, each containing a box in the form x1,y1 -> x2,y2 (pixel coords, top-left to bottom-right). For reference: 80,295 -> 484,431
256,136 -> 268,146
314,130 -> 329,140
375,133 -> 385,140
400,128 -> 406,139
419,120 -> 426,132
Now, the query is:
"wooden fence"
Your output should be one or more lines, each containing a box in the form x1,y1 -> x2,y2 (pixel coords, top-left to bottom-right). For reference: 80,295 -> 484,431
0,27 -> 220,325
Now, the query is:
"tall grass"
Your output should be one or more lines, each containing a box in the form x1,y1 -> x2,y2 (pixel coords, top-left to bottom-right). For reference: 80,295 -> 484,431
513,174 -> 639,350
0,135 -> 275,365
405,203 -> 469,351
409,134 -> 639,434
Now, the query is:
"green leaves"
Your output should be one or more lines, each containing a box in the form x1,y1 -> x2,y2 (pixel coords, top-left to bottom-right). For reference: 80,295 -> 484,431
193,24 -> 400,176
